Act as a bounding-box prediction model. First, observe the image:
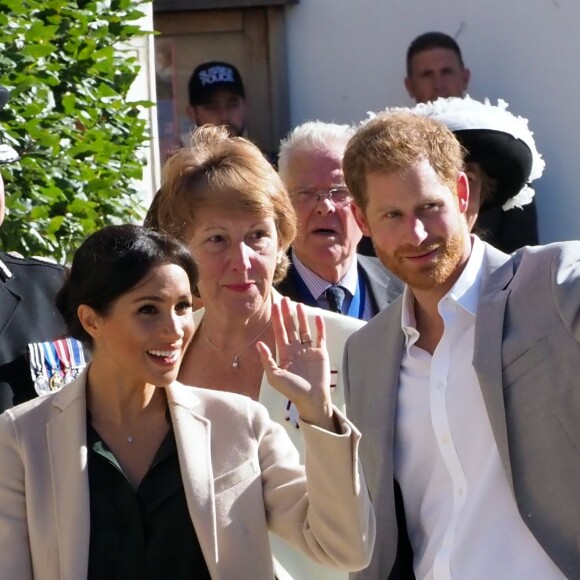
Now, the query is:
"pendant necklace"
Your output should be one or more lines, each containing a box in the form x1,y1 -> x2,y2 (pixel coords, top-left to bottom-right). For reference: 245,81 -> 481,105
202,319 -> 272,369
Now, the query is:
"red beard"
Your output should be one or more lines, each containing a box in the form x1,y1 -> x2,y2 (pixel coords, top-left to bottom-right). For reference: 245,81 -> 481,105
375,229 -> 467,291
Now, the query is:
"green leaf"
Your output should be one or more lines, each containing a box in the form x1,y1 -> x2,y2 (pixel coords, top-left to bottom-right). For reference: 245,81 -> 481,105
21,44 -> 58,58
0,0 -> 154,262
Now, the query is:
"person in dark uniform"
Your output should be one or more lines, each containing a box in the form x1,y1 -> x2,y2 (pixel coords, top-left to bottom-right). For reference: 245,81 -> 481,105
0,86 -> 85,412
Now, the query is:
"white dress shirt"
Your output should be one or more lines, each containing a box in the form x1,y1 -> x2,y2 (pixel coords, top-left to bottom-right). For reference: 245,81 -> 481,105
394,235 -> 563,580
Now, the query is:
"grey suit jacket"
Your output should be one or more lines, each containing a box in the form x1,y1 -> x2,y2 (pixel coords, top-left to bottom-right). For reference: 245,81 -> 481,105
276,254 -> 403,317
344,241 -> 580,579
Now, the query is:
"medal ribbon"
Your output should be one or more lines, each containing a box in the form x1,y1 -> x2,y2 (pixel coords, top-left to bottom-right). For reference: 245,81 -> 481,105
67,337 -> 86,368
54,338 -> 72,373
28,342 -> 48,382
42,341 -> 60,375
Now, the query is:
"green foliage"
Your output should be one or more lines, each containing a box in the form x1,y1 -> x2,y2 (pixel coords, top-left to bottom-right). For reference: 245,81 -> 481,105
0,0 -> 153,262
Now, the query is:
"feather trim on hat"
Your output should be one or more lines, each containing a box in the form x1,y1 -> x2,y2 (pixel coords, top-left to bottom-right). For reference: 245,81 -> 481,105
366,96 -> 544,211
503,184 -> 535,211
411,96 -> 544,182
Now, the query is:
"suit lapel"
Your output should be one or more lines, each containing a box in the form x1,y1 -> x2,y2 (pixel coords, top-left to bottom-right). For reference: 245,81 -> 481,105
0,280 -> 18,328
375,306 -> 405,489
352,301 -> 404,495
47,377 -> 91,580
350,302 -> 405,578
357,255 -> 403,314
167,384 -> 219,579
473,245 -> 515,486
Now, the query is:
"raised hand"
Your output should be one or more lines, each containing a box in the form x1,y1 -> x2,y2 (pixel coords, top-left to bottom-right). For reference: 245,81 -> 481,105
256,298 -> 335,432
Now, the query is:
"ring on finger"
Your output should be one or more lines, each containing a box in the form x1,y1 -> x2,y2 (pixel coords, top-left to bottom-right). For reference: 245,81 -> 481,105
300,332 -> 312,345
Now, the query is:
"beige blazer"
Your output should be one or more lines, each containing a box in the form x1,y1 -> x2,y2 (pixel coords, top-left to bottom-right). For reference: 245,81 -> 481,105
192,291 -> 366,580
0,371 -> 374,580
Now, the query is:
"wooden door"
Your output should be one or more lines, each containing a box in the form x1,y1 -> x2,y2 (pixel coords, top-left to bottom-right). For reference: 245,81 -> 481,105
154,7 -> 289,161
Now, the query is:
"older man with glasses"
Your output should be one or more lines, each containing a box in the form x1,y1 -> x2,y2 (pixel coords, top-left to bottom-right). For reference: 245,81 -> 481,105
277,121 -> 402,320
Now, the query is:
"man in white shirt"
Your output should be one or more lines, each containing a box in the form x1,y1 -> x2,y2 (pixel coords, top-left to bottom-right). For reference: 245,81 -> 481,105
277,121 -> 402,320
341,110 -> 577,579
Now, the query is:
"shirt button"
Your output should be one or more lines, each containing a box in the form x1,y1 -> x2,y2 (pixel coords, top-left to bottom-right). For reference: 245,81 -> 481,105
441,435 -> 449,444
436,382 -> 444,390
457,488 -> 464,496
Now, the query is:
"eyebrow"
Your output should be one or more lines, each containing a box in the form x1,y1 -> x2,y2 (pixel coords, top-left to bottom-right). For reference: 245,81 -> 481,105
132,295 -> 163,304
294,183 -> 347,189
131,294 -> 191,304
199,219 -> 271,232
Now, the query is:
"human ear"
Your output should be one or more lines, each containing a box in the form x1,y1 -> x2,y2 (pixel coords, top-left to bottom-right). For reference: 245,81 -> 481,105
462,67 -> 471,91
404,76 -> 416,100
456,172 -> 470,215
77,304 -> 102,340
352,203 -> 372,237
185,104 -> 197,123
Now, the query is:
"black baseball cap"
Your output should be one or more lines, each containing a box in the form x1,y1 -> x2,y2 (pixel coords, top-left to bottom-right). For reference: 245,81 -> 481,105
0,86 -> 20,164
188,61 -> 245,106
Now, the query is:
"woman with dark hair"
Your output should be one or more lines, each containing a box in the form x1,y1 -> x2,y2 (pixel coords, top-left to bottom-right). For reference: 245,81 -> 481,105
0,224 -> 374,579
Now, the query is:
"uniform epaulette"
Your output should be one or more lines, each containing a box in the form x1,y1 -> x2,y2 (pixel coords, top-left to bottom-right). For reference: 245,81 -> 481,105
31,255 -> 59,265
5,251 -> 60,265
1,251 -> 65,271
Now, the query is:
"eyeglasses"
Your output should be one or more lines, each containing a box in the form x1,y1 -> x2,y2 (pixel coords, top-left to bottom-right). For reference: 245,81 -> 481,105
292,187 -> 352,208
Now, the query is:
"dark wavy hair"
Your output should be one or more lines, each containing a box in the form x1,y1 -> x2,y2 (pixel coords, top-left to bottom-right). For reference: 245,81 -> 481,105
56,224 -> 198,346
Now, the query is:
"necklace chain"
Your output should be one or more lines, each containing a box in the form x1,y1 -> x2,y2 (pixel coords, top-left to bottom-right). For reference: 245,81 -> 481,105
202,319 -> 272,369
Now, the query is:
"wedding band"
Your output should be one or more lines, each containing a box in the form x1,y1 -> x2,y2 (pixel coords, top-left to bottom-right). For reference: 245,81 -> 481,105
300,333 -> 312,345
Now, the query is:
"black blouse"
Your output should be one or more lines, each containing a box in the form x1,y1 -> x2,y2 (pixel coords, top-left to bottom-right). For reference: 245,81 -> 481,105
86,421 -> 211,580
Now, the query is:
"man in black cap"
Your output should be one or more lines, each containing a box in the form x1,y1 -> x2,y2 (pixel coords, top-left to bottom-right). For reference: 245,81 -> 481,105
0,86 -> 86,412
186,61 -> 247,138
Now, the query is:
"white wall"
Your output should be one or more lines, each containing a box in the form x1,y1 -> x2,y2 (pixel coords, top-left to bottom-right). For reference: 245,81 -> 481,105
124,2 -> 160,209
285,0 -> 580,243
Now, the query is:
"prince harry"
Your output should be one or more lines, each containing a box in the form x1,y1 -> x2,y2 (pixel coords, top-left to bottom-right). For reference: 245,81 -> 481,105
342,111 -> 577,579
